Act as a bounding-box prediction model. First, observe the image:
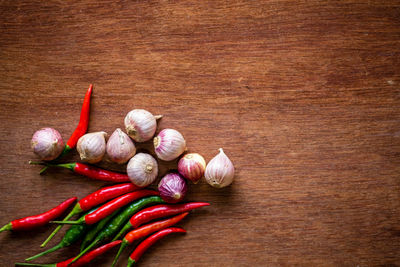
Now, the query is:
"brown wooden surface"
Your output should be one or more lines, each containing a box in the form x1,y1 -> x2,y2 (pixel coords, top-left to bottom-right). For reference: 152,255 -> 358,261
0,1 -> 399,266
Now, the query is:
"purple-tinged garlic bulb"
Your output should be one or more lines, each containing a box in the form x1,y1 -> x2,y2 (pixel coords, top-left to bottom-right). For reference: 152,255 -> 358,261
153,129 -> 186,161
158,173 -> 187,203
178,153 -> 206,183
31,128 -> 64,161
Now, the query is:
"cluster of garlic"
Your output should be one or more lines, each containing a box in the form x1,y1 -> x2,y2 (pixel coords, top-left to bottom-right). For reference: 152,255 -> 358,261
32,108 -> 235,190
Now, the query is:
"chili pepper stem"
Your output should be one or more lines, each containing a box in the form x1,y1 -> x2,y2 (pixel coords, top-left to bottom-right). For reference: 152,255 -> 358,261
0,222 -> 12,232
39,166 -> 49,175
111,240 -> 128,267
25,243 -> 63,261
29,161 -> 45,165
127,258 -> 136,267
29,161 -> 76,172
50,163 -> 76,171
38,147 -> 70,172
60,145 -> 72,157
112,222 -> 131,241
41,204 -> 83,247
50,220 -> 83,225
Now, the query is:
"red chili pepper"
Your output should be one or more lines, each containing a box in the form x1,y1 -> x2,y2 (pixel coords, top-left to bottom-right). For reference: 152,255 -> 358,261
127,227 -> 186,267
0,197 -> 76,232
79,183 -> 139,210
41,183 -> 139,247
52,190 -> 158,226
31,161 -> 131,182
111,212 -> 189,267
65,84 -> 93,152
113,202 -> 209,241
72,162 -> 130,182
130,202 -> 209,228
15,240 -> 121,267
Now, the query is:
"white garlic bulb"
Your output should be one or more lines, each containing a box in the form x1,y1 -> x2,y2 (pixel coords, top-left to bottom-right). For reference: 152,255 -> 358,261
127,153 -> 158,187
77,132 -> 107,164
205,148 -> 234,188
124,109 -> 162,142
31,128 -> 64,161
153,129 -> 186,161
106,128 -> 136,164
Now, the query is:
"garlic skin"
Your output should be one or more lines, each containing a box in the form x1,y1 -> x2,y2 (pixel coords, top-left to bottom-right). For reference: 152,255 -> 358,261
124,109 -> 161,142
31,128 -> 64,161
205,148 -> 234,188
106,128 -> 136,164
127,153 -> 158,187
77,132 -> 107,164
178,153 -> 206,183
153,129 -> 186,161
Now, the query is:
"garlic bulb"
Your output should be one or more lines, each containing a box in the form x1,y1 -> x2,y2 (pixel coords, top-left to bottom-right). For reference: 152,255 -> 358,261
77,132 -> 107,164
124,109 -> 161,142
127,153 -> 158,187
31,128 -> 64,161
158,173 -> 187,203
153,129 -> 186,161
106,128 -> 136,164
178,153 -> 206,183
204,148 -> 234,188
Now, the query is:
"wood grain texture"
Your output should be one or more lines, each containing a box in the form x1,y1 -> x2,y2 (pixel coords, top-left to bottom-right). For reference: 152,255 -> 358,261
0,1 -> 399,266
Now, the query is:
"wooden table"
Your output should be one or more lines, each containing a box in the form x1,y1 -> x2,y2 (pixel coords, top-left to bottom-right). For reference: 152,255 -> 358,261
0,1 -> 399,266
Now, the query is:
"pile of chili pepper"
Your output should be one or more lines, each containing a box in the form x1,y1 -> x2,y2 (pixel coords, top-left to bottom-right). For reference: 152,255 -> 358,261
2,183 -> 209,266
1,84 -> 211,266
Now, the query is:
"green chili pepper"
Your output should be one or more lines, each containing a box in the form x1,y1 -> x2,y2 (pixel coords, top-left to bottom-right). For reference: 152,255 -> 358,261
80,208 -> 121,251
69,196 -> 164,265
25,208 -> 97,262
